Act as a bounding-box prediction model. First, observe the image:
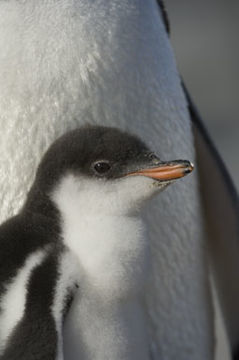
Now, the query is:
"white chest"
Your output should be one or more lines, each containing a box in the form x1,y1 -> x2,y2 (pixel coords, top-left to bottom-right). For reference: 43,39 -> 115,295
61,214 -> 150,299
63,290 -> 150,360
60,213 -> 151,360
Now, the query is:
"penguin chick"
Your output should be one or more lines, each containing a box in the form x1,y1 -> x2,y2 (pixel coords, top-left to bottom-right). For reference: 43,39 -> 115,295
0,125 -> 193,360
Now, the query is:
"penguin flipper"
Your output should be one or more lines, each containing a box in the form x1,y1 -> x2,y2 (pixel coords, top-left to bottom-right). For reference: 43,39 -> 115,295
185,86 -> 239,356
1,251 -> 61,360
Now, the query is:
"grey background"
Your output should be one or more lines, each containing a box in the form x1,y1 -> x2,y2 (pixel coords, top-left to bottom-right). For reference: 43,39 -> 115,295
166,0 -> 239,191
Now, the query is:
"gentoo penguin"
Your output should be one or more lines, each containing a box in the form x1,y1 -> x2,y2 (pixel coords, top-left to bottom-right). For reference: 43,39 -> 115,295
0,0 -> 238,359
0,126 -> 193,360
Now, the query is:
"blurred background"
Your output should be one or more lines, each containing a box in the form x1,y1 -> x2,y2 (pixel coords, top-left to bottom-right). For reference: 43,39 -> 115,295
166,0 -> 239,192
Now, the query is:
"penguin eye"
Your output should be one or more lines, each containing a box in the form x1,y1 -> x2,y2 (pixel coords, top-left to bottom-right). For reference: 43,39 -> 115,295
93,161 -> 111,175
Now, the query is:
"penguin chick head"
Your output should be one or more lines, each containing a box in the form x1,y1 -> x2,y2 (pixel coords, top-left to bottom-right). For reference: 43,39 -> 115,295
30,126 -> 193,216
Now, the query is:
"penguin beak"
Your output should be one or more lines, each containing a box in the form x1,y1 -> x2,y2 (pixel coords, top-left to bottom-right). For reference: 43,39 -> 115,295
128,160 -> 194,182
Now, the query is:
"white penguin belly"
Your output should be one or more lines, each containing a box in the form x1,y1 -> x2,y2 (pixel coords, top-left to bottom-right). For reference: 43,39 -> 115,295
60,215 -> 151,360
63,292 -> 150,360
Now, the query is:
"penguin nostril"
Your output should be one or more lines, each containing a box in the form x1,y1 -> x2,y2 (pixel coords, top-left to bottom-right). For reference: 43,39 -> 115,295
147,153 -> 160,163
148,153 -> 158,160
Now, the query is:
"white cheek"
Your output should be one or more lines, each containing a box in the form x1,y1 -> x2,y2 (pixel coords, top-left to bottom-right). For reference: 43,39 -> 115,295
106,176 -> 167,216
51,173 -> 161,217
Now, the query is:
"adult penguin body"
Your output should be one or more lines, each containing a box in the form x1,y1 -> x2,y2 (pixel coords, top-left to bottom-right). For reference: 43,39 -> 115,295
0,0 -> 238,359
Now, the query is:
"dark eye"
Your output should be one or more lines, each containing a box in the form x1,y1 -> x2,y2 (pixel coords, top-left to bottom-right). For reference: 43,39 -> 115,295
93,161 -> 111,175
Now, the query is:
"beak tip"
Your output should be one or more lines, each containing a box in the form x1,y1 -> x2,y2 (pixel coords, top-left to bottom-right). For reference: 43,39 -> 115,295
184,162 -> 194,175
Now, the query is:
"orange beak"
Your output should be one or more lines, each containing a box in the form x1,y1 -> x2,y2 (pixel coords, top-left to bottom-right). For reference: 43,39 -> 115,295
128,160 -> 194,181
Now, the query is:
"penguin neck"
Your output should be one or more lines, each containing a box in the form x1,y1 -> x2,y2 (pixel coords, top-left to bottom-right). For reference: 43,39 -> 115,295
59,209 -> 150,300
